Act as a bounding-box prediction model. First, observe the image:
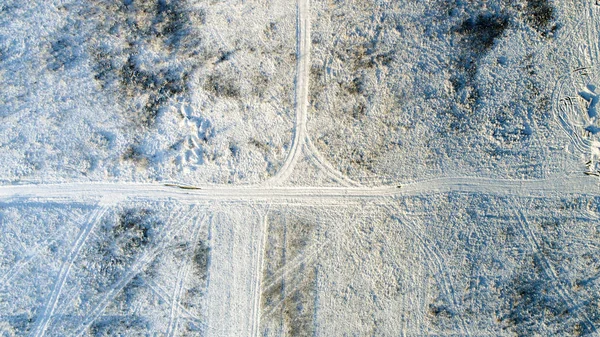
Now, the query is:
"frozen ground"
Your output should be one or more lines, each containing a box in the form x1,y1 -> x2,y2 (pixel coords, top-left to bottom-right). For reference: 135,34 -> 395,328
2,0 -> 600,336
308,0 -> 594,185
0,0 -> 295,185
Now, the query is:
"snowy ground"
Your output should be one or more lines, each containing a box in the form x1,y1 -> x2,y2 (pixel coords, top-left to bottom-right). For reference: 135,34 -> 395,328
0,0 -> 295,185
307,0 -> 593,185
2,0 -> 600,336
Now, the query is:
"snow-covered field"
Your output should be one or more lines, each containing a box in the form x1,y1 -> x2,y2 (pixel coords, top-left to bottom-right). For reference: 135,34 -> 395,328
2,0 -> 600,336
0,0 -> 295,185
308,0 -> 592,185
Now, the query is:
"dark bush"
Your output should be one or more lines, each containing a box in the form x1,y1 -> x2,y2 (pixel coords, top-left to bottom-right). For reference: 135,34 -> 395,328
458,13 -> 509,52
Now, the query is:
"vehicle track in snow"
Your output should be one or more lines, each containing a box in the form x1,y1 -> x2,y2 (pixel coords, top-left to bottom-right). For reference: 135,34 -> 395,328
551,0 -> 600,177
259,209 -> 350,308
71,206 -> 200,337
304,136 -> 362,187
383,202 -> 472,336
142,277 -> 204,326
0,210 -> 83,290
268,0 -> 310,185
509,199 -> 599,335
166,215 -> 207,337
29,205 -> 108,337
166,268 -> 186,337
250,209 -> 269,337
267,0 -> 357,188
6,1 -> 600,336
1,176 -> 598,205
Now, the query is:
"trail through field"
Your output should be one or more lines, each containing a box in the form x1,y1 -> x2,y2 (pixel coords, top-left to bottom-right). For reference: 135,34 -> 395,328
0,176 -> 598,205
269,0 -> 310,185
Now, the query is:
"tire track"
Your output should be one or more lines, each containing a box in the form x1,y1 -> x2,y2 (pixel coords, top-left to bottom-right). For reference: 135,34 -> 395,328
72,205 -> 199,337
551,0 -> 599,165
589,4 -> 600,65
142,277 -> 204,325
166,268 -> 186,337
269,0 -> 310,185
508,198 -> 598,334
582,0 -> 599,65
552,68 -> 592,155
0,176 -> 599,202
260,210 -> 352,298
304,136 -> 361,187
166,214 -> 207,337
250,207 -> 270,337
382,202 -> 471,337
0,210 -> 83,290
73,245 -> 161,336
259,209 -> 355,327
29,205 -> 108,337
